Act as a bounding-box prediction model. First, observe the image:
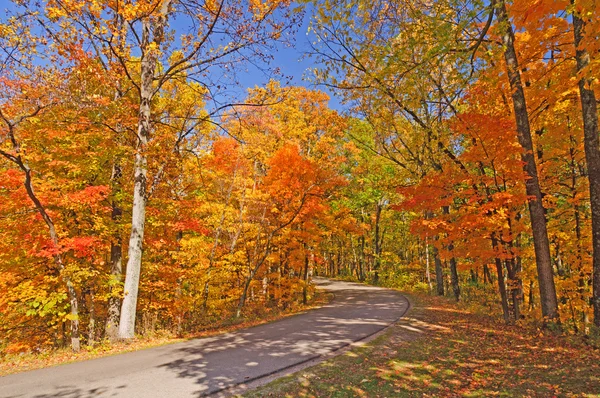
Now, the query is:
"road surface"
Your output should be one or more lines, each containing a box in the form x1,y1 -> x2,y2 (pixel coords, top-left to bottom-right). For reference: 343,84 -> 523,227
0,278 -> 409,397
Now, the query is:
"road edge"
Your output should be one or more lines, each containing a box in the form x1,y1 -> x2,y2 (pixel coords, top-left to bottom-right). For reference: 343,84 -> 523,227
211,286 -> 412,397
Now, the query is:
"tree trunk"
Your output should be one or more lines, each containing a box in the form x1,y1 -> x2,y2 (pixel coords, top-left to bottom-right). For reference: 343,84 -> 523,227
432,244 -> 444,296
105,164 -> 123,341
572,6 -> 600,328
496,259 -> 511,324
329,252 -> 335,277
470,269 -> 477,283
528,280 -> 535,311
66,279 -> 80,351
237,265 -> 258,318
496,0 -> 559,321
425,236 -> 433,292
506,218 -> 523,321
569,132 -> 588,331
118,90 -> 150,338
350,236 -> 359,279
119,4 -> 171,338
88,288 -> 96,346
448,244 -> 460,301
337,243 -> 342,276
483,264 -> 492,284
359,236 -> 366,281
237,215 -> 272,318
492,235 -> 511,323
303,245 -> 310,305
442,206 -> 460,300
373,199 -> 383,284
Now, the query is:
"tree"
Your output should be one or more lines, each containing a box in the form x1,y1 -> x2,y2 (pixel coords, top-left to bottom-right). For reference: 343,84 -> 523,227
494,0 -> 559,322
0,77 -> 82,351
571,0 -> 600,327
16,0 -> 300,338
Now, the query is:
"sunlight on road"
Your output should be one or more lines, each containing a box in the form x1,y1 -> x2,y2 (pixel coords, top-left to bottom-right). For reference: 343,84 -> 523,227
0,280 -> 408,398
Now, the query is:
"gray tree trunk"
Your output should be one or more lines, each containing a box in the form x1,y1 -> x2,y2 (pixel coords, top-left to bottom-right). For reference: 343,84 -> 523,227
105,163 -> 123,341
448,245 -> 460,301
118,2 -> 171,339
496,0 -> 559,321
303,244 -> 310,305
572,6 -> 600,327
425,236 -> 433,292
493,237 -> 511,323
433,243 -> 444,296
442,206 -> 460,300
87,288 -> 96,345
372,199 -> 383,284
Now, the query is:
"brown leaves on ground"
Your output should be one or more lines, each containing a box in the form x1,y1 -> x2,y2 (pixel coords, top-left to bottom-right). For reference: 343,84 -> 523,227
245,293 -> 600,397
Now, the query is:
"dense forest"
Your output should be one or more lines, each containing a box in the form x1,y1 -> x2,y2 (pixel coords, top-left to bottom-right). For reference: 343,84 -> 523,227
1,0 -> 599,354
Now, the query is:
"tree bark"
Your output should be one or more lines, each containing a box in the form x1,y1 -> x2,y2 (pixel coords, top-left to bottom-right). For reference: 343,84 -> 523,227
359,235 -> 366,281
118,68 -> 150,338
496,0 -> 559,321
87,288 -> 96,346
496,257 -> 511,323
570,136 -> 590,331
303,244 -> 310,305
432,244 -> 445,296
105,163 -> 123,341
372,199 -> 383,284
572,5 -> 600,327
425,236 -> 433,292
483,264 -> 492,284
118,3 -> 171,339
505,218 -> 523,320
491,234 -> 511,323
442,206 -> 460,300
448,243 -> 460,301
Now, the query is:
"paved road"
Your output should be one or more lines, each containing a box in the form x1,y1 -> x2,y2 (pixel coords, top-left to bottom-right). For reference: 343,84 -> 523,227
0,279 -> 409,398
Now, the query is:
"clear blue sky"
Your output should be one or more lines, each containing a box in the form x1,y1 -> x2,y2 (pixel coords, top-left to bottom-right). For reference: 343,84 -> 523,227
233,4 -> 345,112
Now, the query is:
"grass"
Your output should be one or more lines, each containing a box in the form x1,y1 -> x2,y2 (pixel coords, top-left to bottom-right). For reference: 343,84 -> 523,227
243,293 -> 600,397
0,290 -> 333,376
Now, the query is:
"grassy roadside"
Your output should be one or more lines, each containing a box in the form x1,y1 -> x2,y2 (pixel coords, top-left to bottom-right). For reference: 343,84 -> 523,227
0,290 -> 333,376
243,293 -> 600,397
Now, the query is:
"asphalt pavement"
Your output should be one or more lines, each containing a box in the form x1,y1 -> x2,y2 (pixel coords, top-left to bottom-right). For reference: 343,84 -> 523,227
0,278 -> 409,398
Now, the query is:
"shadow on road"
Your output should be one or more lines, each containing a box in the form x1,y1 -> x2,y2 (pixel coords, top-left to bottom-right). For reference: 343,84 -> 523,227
156,281 -> 408,396
26,384 -> 127,398
0,279 -> 408,398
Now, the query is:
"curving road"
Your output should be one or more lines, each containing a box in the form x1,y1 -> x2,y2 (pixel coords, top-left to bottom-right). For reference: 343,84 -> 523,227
0,279 -> 409,398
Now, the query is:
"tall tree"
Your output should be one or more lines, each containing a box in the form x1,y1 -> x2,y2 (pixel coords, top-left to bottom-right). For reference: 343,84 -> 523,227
18,0 -> 300,338
495,0 -> 559,321
0,79 -> 82,351
571,0 -> 600,327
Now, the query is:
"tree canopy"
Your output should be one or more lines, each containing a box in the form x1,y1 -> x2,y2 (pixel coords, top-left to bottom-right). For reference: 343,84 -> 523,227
1,0 -> 599,353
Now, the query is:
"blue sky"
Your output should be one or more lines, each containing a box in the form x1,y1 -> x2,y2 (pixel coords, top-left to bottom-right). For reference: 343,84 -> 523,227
231,4 -> 345,112
0,0 -> 345,112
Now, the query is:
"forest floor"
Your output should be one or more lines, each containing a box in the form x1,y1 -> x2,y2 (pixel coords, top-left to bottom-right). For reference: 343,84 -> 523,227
0,290 -> 333,377
244,293 -> 600,397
